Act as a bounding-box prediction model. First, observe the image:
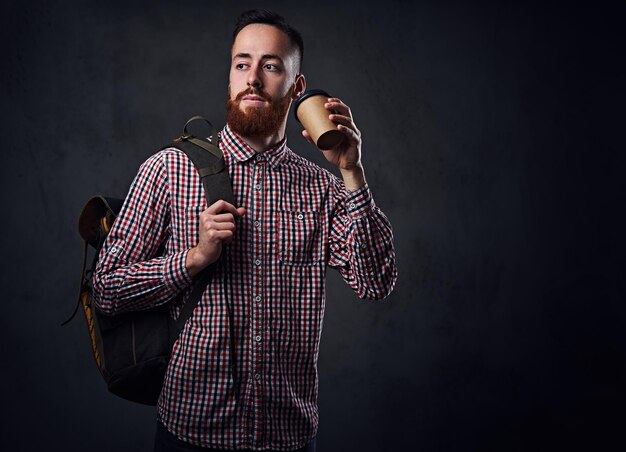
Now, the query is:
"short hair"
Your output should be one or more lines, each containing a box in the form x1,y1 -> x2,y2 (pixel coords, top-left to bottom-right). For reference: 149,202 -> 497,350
233,9 -> 304,71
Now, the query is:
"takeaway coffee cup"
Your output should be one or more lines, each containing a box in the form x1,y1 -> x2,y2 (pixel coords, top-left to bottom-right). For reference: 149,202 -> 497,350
293,89 -> 344,150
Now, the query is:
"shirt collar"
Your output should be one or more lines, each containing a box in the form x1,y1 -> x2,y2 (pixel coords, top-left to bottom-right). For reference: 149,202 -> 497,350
220,124 -> 289,169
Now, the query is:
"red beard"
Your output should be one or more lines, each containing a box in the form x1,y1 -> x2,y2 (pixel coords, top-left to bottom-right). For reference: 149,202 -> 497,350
226,86 -> 293,139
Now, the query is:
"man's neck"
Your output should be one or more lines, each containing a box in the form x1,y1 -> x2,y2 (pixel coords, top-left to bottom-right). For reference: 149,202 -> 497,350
240,131 -> 285,153
228,116 -> 289,153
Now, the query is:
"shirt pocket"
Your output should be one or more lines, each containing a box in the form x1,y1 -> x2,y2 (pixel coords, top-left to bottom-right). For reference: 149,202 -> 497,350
278,209 -> 322,266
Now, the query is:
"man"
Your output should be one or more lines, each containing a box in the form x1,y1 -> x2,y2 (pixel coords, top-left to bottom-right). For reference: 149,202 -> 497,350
94,9 -> 397,452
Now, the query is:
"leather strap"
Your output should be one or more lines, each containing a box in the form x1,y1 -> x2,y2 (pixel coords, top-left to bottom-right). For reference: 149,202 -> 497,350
173,140 -> 234,207
162,117 -> 235,338
174,263 -> 214,334
62,240 -> 90,326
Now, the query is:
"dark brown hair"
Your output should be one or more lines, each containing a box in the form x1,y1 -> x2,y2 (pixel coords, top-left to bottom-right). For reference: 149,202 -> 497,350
233,9 -> 304,70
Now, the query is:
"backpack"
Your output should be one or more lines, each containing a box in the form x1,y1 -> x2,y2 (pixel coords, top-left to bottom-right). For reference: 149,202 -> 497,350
63,116 -> 233,405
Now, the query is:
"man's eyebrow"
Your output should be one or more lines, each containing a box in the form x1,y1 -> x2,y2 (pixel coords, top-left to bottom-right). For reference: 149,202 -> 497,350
233,53 -> 285,64
261,54 -> 285,63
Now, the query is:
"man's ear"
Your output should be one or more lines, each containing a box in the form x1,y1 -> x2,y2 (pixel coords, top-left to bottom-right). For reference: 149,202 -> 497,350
292,73 -> 307,99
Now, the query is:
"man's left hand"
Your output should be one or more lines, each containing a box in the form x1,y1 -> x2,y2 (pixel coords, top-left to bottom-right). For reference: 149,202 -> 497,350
302,97 -> 366,191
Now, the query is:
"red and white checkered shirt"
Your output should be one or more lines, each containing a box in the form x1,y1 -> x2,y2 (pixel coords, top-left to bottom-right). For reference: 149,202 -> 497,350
93,124 -> 397,450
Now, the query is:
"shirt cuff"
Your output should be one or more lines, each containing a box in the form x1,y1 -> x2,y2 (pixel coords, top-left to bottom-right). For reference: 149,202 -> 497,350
345,183 -> 374,218
163,249 -> 193,291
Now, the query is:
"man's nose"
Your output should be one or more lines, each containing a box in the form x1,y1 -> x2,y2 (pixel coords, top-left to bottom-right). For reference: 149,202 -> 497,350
247,64 -> 263,89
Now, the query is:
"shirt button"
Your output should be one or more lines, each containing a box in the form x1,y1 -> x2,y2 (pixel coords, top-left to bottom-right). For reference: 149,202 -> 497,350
349,202 -> 356,210
254,220 -> 261,228
254,184 -> 261,191
254,259 -> 261,266
110,247 -> 118,254
254,295 -> 262,303
296,213 -> 304,220
254,335 -> 262,342
254,372 -> 261,381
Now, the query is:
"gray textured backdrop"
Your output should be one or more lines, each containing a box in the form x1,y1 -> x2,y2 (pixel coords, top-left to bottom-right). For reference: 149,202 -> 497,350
1,1 -> 625,451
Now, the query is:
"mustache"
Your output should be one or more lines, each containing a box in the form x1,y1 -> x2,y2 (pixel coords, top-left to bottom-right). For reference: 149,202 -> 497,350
234,87 -> 271,102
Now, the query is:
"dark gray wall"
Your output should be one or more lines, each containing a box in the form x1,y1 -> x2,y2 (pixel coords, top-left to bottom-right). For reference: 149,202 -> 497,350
2,1 -> 624,450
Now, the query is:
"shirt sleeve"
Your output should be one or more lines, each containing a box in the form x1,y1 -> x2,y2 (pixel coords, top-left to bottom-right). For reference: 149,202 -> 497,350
327,177 -> 398,300
92,152 -> 193,315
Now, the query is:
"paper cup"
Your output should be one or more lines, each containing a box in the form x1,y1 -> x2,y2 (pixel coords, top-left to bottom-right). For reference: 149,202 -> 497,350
293,89 -> 344,150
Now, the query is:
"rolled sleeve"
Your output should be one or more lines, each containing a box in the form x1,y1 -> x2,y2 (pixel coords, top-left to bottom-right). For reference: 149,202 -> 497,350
328,177 -> 397,300
164,249 -> 193,290
93,151 -> 192,315
345,183 -> 375,218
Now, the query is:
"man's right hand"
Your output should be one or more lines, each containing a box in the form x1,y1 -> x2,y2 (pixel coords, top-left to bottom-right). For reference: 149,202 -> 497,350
185,200 -> 246,277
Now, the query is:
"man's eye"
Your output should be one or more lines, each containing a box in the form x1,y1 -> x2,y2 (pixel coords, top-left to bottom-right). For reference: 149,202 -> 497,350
265,64 -> 280,71
236,63 -> 247,70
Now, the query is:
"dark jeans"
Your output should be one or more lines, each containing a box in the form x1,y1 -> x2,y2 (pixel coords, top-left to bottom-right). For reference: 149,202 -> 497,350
154,421 -> 317,452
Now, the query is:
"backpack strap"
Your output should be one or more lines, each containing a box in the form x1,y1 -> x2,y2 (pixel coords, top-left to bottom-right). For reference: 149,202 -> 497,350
162,116 -> 235,337
61,240 -> 90,326
62,196 -> 124,326
168,116 -> 235,207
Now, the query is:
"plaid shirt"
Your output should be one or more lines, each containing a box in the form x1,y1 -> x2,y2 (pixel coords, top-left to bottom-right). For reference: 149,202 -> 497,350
93,125 -> 397,450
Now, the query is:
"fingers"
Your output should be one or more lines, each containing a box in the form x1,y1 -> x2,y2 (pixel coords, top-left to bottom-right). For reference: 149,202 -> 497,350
200,201 -> 246,246
204,217 -> 236,231
301,129 -> 315,145
189,201 -> 245,270
209,211 -> 235,223
201,202 -> 246,228
205,199 -> 245,216
326,98 -> 360,137
198,217 -> 236,249
204,229 -> 235,241
325,98 -> 351,117
329,113 -> 360,144
336,123 -> 360,143
200,206 -> 244,232
329,113 -> 358,131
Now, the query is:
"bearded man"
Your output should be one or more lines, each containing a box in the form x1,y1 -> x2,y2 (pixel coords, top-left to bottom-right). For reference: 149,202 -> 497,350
94,9 -> 397,452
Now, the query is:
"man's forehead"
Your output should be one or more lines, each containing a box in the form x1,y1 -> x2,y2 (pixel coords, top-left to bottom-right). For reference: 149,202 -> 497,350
231,23 -> 296,60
